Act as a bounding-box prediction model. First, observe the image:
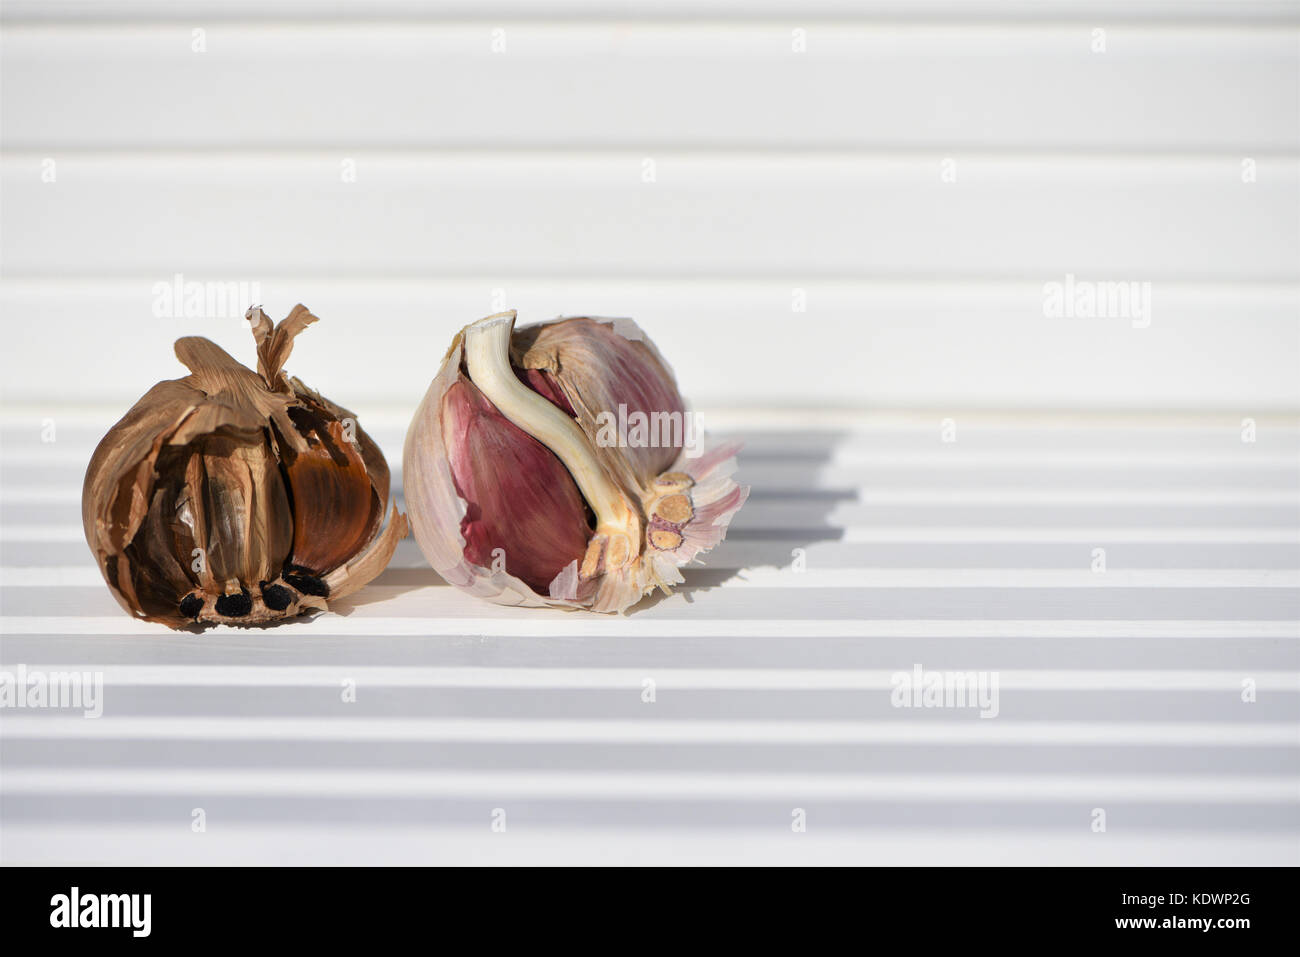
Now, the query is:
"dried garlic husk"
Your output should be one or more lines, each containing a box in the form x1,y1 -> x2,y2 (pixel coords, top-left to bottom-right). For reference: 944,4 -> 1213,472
403,311 -> 748,613
82,305 -> 408,629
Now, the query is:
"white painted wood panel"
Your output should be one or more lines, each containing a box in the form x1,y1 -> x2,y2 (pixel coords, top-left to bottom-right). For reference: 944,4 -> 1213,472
3,154 -> 1295,278
2,416 -> 1298,865
2,7 -> 1296,410
2,22 -> 1295,150
2,278 -> 1295,407
5,1 -> 1298,24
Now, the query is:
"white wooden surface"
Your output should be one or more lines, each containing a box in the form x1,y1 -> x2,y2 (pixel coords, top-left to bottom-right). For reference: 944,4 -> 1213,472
1,1 -> 1297,409
2,412 -> 1298,865
1,1 -> 1298,865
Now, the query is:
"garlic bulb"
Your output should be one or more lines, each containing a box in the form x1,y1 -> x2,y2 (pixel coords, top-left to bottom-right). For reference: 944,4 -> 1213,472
403,311 -> 748,613
82,305 -> 407,629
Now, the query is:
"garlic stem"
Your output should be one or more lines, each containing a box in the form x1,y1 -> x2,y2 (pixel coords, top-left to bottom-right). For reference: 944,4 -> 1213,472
463,313 -> 640,568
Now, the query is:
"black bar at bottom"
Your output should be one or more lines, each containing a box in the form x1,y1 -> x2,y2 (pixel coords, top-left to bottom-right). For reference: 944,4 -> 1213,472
0,866 -> 1289,944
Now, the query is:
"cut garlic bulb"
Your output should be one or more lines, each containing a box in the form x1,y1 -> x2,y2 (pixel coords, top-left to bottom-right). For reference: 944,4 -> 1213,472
82,305 -> 408,629
403,311 -> 748,613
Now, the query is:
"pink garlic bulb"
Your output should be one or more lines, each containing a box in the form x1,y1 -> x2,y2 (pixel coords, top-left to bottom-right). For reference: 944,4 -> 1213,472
403,312 -> 748,613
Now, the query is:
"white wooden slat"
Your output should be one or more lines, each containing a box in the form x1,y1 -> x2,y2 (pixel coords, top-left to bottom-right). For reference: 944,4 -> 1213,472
4,767 -> 1296,801
2,24 -> 1295,150
3,155 -> 1294,280
14,580 -> 1291,620
1,742 -> 1290,781
5,826 -> 1294,867
5,1 -> 1298,25
2,277 -> 1297,408
3,718 -> 1295,747
29,691 -> 1285,726
3,629 -> 1293,672
4,617 -> 1296,638
5,664 -> 1296,690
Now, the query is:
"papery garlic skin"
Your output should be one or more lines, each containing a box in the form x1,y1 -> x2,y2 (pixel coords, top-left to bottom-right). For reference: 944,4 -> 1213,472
513,316 -> 687,492
82,305 -> 408,629
403,311 -> 748,613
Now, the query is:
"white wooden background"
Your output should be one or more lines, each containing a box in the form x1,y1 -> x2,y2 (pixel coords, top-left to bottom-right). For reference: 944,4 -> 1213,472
1,0 -> 1298,409
1,1 -> 1298,866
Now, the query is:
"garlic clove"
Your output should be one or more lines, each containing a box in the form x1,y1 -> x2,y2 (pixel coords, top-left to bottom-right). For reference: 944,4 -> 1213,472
190,433 -> 294,590
442,372 -> 593,595
279,405 -> 382,577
